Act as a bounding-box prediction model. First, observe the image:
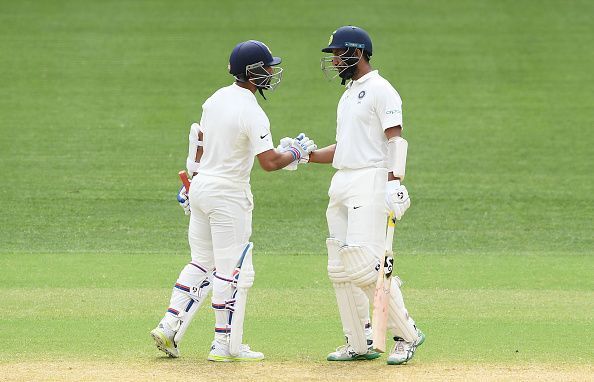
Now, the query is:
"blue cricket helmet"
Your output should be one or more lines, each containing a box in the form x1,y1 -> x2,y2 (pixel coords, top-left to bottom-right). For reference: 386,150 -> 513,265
322,26 -> 373,57
229,40 -> 282,77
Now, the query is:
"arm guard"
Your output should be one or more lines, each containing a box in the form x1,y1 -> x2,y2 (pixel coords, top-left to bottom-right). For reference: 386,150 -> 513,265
187,122 -> 202,175
387,136 -> 408,181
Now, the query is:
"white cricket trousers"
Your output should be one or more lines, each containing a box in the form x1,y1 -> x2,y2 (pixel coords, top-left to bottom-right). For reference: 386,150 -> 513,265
326,167 -> 387,255
188,174 -> 254,339
188,174 -> 253,269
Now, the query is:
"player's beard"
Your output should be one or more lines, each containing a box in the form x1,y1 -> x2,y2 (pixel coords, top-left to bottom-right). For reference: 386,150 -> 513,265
338,48 -> 361,85
339,65 -> 358,84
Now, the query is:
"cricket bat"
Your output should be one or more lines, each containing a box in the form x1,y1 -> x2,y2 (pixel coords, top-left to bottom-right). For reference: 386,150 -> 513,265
178,170 -> 191,191
371,212 -> 397,353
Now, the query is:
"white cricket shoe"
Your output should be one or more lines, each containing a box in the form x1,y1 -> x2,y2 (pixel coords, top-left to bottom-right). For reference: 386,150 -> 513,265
150,323 -> 179,358
386,329 -> 425,365
327,344 -> 380,361
207,339 -> 264,362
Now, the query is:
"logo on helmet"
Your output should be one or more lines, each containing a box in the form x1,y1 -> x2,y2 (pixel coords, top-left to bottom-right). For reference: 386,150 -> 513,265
328,30 -> 336,46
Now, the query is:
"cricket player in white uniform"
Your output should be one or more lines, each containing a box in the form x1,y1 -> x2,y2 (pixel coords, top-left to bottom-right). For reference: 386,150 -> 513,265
150,40 -> 316,362
310,26 -> 425,365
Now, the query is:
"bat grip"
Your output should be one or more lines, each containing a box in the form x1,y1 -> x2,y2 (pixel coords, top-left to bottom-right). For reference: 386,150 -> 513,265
385,212 -> 396,251
178,170 -> 191,191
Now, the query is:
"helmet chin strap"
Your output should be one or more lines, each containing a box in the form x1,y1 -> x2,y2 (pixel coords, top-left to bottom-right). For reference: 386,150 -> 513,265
243,70 -> 268,100
339,65 -> 357,85
237,74 -> 268,100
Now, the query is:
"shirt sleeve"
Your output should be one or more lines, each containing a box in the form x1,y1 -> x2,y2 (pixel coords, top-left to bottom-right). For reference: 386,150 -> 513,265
375,84 -> 403,130
245,107 -> 274,155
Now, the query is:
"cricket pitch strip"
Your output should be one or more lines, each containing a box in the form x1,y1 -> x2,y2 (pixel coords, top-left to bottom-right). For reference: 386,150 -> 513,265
1,361 -> 592,381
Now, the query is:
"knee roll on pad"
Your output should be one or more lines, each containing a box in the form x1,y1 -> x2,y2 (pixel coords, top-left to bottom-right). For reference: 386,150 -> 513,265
339,245 -> 379,288
176,261 -> 213,301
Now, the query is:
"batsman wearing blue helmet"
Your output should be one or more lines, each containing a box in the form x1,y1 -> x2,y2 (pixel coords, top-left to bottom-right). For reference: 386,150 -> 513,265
310,26 -> 425,365
151,40 -> 317,362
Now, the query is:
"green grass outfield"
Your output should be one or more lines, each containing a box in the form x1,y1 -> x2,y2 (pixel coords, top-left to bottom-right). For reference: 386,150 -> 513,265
0,0 -> 592,379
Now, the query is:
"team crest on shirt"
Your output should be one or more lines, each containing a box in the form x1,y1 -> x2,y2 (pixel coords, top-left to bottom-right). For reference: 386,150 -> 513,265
357,90 -> 366,104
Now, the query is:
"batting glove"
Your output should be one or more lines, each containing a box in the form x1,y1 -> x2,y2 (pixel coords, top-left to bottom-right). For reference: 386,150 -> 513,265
177,184 -> 191,215
385,180 -> 410,220
287,133 -> 317,162
276,137 -> 298,171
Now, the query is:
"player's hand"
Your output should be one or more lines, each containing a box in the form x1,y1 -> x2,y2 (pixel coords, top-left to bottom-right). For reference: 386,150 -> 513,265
288,133 -> 317,162
177,184 -> 191,215
385,180 -> 410,220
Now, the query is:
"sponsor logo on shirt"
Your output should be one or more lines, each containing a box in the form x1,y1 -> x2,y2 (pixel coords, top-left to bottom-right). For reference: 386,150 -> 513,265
386,109 -> 401,115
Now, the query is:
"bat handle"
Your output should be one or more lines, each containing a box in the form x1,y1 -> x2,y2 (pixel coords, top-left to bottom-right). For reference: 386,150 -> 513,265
178,170 -> 191,191
385,212 -> 396,251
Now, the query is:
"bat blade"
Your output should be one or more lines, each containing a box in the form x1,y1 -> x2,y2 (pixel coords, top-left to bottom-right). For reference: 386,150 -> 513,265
372,255 -> 391,353
178,170 -> 191,191
372,213 -> 396,353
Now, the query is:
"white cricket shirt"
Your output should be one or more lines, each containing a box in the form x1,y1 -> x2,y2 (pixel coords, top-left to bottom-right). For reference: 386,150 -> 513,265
198,83 -> 274,184
332,70 -> 403,170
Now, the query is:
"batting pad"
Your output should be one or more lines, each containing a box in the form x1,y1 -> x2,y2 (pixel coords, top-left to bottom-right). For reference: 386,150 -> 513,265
229,243 -> 255,356
387,277 -> 418,342
327,238 -> 368,355
339,245 -> 379,322
172,261 -> 213,344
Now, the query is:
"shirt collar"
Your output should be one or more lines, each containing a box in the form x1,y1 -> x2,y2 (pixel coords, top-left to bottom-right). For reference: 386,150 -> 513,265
353,70 -> 378,84
232,82 -> 256,98
346,70 -> 378,89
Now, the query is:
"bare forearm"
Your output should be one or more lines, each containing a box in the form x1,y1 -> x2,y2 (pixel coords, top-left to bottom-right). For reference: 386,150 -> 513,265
308,144 -> 336,164
195,132 -> 204,162
257,149 -> 297,172
270,152 -> 299,171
